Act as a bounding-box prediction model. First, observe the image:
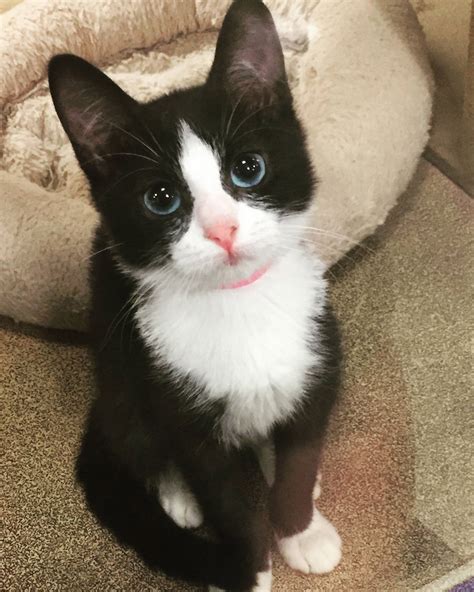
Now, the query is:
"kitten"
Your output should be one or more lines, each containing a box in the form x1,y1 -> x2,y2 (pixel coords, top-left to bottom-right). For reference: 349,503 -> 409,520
48,1 -> 342,590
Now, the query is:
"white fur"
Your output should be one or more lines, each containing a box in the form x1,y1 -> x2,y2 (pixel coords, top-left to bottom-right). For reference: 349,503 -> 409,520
133,126 -> 327,446
135,251 -> 326,446
157,464 -> 203,529
278,509 -> 342,574
173,121 -> 288,289
179,122 -> 238,231
209,565 -> 272,592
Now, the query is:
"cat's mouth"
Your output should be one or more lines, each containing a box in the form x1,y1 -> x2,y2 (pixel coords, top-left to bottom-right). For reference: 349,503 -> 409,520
219,264 -> 270,290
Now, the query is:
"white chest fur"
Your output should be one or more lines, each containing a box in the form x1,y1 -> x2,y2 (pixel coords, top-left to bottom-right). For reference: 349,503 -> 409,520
135,251 -> 327,446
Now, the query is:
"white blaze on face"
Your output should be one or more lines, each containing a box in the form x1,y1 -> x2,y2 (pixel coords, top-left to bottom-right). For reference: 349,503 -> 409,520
178,121 -> 238,238
170,119 -> 310,291
172,120 -> 280,285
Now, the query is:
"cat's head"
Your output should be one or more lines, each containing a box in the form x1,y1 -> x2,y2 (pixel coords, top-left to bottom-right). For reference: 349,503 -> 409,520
49,0 -> 315,291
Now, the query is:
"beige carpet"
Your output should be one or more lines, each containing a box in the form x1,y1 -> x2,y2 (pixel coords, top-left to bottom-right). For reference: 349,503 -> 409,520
2,159 -> 473,591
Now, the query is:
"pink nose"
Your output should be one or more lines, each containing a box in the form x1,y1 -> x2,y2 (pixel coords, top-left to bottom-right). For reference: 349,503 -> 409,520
205,223 -> 238,253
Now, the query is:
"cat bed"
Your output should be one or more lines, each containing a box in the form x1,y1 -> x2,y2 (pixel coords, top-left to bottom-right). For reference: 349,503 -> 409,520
0,0 -> 433,331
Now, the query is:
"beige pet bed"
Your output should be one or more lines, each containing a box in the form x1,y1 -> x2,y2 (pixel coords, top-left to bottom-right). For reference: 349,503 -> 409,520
0,0 -> 433,331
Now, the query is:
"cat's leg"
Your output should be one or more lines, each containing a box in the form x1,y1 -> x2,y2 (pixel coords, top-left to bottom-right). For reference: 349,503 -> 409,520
178,444 -> 272,592
256,439 -> 322,499
270,432 -> 341,575
77,418 -> 230,587
157,463 -> 203,529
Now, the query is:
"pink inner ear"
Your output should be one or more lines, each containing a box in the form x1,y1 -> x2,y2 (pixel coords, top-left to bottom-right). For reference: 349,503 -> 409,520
81,112 -> 103,138
234,41 -> 281,85
69,106 -> 110,155
225,45 -> 284,101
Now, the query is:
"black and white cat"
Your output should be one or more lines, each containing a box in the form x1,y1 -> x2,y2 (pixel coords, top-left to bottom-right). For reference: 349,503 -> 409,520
49,1 -> 342,590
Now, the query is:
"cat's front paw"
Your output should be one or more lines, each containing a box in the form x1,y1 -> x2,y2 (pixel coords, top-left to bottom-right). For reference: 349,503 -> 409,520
208,566 -> 272,592
160,485 -> 203,529
158,468 -> 203,529
278,510 -> 341,574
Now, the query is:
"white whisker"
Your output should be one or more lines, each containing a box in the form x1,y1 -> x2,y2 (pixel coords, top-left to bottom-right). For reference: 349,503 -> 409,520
84,242 -> 123,262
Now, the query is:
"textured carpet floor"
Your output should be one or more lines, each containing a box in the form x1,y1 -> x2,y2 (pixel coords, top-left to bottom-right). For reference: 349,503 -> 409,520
1,159 -> 473,591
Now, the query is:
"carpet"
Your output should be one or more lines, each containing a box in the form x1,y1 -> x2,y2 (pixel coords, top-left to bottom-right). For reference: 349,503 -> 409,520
2,159 -> 473,591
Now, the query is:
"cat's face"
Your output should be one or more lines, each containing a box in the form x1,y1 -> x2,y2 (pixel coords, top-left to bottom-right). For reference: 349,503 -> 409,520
49,0 -> 315,291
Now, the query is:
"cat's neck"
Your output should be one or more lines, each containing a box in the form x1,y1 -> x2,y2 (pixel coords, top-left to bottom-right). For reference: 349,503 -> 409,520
132,248 -> 327,444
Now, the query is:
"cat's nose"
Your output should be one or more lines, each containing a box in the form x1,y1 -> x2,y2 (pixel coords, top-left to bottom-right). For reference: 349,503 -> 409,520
205,222 -> 238,253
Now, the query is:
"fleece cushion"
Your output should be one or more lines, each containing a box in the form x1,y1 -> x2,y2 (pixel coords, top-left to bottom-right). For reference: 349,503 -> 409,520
0,0 -> 433,331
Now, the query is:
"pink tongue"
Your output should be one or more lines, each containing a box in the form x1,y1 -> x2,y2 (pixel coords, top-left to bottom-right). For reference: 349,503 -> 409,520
220,265 -> 269,290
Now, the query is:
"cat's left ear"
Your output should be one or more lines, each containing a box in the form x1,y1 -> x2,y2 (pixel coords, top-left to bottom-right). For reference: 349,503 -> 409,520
207,0 -> 291,107
48,54 -> 138,181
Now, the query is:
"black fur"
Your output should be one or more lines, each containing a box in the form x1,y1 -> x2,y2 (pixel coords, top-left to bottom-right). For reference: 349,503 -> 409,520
49,1 -> 341,589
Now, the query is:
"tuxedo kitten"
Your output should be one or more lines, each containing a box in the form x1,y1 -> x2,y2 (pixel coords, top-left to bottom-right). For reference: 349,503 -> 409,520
49,1 -> 342,590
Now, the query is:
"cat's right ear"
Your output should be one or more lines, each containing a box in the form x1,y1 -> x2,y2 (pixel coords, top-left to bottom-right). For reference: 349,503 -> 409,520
207,0 -> 291,108
48,54 -> 137,180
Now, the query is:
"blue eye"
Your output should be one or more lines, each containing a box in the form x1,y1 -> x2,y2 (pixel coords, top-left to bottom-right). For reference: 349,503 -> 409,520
230,153 -> 266,188
143,184 -> 181,215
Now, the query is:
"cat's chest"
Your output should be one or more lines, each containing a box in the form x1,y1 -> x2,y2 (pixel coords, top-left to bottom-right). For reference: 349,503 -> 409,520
136,255 -> 326,444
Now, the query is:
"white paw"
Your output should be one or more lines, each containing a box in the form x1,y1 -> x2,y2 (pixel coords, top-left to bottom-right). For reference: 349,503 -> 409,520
208,566 -> 272,592
251,567 -> 272,592
278,510 -> 342,574
160,485 -> 203,529
158,467 -> 203,529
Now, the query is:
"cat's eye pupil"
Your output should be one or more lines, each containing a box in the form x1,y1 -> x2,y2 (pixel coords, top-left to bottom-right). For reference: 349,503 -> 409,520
143,184 -> 181,216
155,187 -> 172,204
231,153 -> 265,188
235,157 -> 260,179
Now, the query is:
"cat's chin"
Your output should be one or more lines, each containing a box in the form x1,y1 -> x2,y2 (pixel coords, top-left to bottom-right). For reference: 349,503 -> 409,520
121,255 -> 271,294
201,254 -> 276,291
219,264 -> 270,290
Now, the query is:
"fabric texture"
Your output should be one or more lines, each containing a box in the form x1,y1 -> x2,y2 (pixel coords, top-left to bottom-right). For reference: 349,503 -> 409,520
0,0 -> 433,330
